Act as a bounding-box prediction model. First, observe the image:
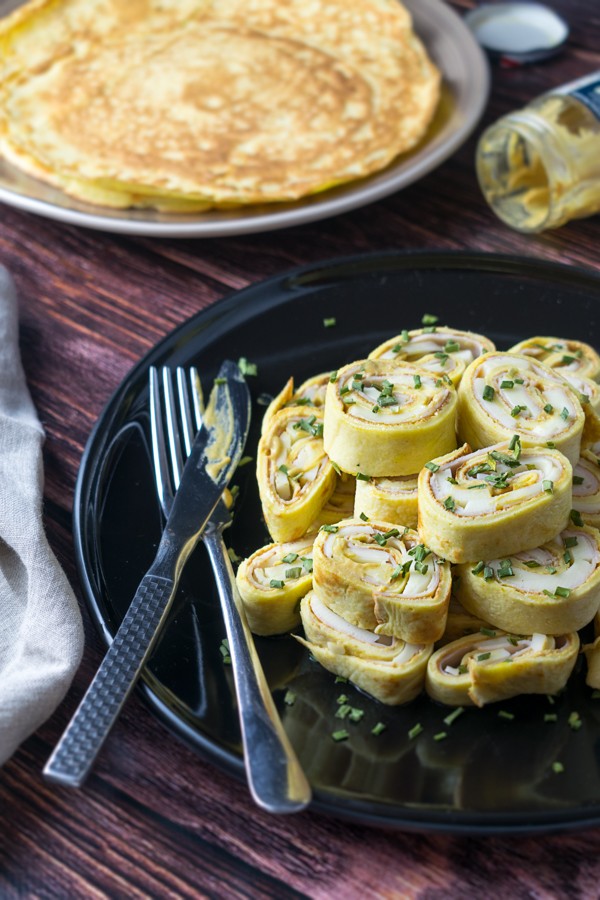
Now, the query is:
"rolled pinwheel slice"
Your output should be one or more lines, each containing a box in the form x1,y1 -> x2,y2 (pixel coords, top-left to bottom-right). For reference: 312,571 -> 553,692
572,452 -> 600,528
297,590 -> 432,705
261,372 -> 330,435
257,406 -> 336,542
236,536 -> 315,635
508,336 -> 600,382
583,611 -> 600,689
426,630 -> 579,707
369,326 -> 495,382
457,352 -> 585,466
455,524 -> 600,635
417,440 -> 572,563
324,358 -> 457,477
354,473 -> 419,528
312,519 -> 451,642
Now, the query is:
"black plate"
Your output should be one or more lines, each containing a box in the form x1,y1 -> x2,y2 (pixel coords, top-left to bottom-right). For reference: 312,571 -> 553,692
75,251 -> 600,834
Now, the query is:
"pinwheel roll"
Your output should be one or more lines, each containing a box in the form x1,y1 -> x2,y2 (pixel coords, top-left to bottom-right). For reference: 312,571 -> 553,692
324,358 -> 457,477
312,519 -> 451,642
418,441 -> 572,563
572,452 -> 600,528
455,524 -> 600,635
457,352 -> 585,466
564,374 -> 600,444
236,536 -> 315,635
354,473 -> 419,528
583,611 -> 600,689
426,630 -> 579,708
297,591 -> 432,705
508,336 -> 600,382
369,325 -> 495,378
257,406 -> 336,542
261,372 -> 330,434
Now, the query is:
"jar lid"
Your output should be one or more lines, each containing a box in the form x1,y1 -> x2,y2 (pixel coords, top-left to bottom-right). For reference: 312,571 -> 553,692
464,3 -> 569,64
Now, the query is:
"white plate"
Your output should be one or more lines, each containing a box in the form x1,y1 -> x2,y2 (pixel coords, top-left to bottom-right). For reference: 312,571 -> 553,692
0,0 -> 489,237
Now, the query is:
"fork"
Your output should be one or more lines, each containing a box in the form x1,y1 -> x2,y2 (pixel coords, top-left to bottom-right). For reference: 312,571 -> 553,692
150,366 -> 312,814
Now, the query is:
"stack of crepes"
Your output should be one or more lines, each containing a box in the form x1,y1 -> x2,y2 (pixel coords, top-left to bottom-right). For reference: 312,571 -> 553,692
0,0 -> 440,211
236,327 -> 600,708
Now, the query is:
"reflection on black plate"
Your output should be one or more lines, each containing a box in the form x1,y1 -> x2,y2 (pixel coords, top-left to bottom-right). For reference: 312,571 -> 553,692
0,0 -> 488,237
75,251 -> 600,834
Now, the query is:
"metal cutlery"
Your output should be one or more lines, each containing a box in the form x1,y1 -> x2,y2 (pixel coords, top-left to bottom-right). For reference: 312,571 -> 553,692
151,365 -> 311,815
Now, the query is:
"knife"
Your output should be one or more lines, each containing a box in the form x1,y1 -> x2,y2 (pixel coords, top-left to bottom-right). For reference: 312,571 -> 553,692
44,361 -> 251,788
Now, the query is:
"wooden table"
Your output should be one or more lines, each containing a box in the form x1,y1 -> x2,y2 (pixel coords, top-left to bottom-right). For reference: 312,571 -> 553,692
2,1 -> 600,895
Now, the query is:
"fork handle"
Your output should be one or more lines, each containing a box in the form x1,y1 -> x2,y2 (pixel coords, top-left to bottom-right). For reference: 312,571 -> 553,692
44,572 -> 177,788
203,528 -> 312,814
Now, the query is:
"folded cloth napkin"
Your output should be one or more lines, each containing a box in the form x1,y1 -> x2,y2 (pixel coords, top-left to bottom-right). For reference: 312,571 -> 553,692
0,266 -> 84,766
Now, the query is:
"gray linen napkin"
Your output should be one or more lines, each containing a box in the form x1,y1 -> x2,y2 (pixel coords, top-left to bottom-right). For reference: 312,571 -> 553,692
0,266 -> 84,765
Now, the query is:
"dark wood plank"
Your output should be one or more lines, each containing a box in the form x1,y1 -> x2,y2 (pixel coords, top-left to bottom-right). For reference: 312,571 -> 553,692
1,1 -> 600,895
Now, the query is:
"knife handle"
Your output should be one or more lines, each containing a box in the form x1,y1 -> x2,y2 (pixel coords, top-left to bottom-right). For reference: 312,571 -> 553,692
203,527 -> 312,814
44,573 -> 176,788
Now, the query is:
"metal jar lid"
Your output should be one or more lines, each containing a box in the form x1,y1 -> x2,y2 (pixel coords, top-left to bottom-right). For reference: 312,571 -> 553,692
464,3 -> 569,64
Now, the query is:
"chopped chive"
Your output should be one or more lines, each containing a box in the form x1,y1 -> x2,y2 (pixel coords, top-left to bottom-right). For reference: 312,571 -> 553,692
568,711 -> 582,731
285,567 -> 302,580
422,313 -> 438,325
433,732 -> 448,742
359,512 -> 369,521
497,559 -> 514,578
237,455 -> 253,467
323,317 -> 336,328
471,561 -> 485,575
282,552 -> 299,563
498,710 -> 515,720
237,357 -> 257,376
348,708 -> 365,723
457,664 -> 468,675
337,694 -> 348,704
444,340 -> 460,353
269,579 -> 285,589
511,405 -> 525,417
331,730 -> 349,742
543,480 -> 554,493
544,713 -> 558,723
408,723 -> 423,740
573,475 -> 585,485
552,761 -> 565,774
544,403 -> 554,414
483,565 -> 494,581
482,385 -> 495,402
278,464 -> 289,474
300,556 -> 313,573
371,722 -> 386,736
480,627 -> 497,637
334,676 -> 348,684
564,550 -> 573,565
227,547 -> 242,565
546,442 -> 556,448
477,652 -> 491,661
570,509 -> 584,526
443,707 -> 465,726
501,380 -> 514,389
356,472 -> 371,482
219,639 -> 231,665
413,374 -> 422,389
443,496 -> 456,511
335,704 -> 351,720
284,690 -> 296,706
560,407 -> 570,420
321,524 -> 339,533
564,535 -> 578,548
329,370 -> 338,383
425,461 -> 440,472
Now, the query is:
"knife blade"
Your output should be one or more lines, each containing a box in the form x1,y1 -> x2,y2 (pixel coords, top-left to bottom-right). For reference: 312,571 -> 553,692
44,360 -> 250,788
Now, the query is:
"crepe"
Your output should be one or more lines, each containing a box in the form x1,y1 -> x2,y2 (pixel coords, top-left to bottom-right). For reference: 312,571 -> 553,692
0,0 -> 440,211
417,440 -> 573,564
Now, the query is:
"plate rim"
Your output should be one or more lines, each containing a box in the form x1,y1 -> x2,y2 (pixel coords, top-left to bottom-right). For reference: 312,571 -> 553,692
73,249 -> 600,834
0,0 -> 489,237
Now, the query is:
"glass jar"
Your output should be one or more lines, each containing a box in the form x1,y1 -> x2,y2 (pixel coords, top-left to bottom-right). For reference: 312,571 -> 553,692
476,72 -> 600,232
